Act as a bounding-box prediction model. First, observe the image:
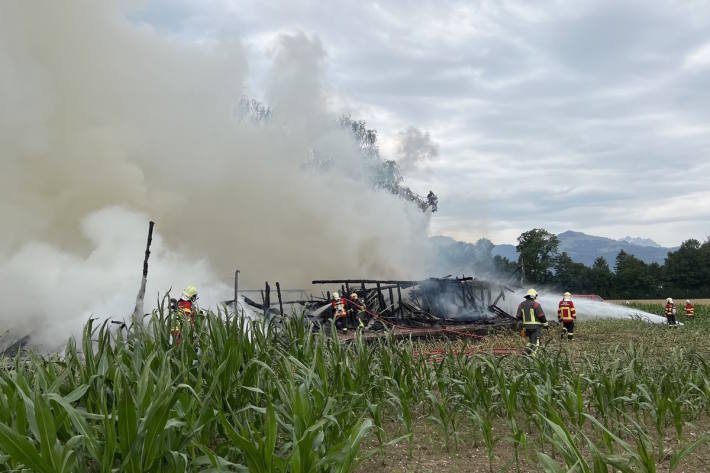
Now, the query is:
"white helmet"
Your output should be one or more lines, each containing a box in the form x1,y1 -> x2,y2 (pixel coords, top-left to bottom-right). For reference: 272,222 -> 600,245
686,299 -> 690,304
666,297 -> 673,303
563,291 -> 572,301
332,291 -> 339,299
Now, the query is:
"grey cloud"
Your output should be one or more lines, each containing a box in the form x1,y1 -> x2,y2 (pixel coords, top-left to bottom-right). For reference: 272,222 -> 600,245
142,0 -> 710,246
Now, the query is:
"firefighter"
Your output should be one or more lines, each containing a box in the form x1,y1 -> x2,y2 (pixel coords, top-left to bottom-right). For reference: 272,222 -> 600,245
331,291 -> 348,332
171,286 -> 198,346
664,297 -> 677,327
557,291 -> 577,340
516,288 -> 548,355
349,292 -> 367,329
685,300 -> 695,319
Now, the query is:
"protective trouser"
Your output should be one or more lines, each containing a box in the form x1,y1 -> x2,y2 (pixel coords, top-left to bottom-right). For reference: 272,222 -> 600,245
667,314 -> 677,326
524,325 -> 541,355
562,321 -> 574,340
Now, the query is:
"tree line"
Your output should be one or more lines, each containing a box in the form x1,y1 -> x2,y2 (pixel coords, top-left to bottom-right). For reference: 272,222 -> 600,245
492,229 -> 710,299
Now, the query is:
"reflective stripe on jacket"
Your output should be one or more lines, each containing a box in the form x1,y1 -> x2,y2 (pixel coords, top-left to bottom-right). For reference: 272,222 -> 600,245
558,300 -> 576,322
332,298 -> 347,318
685,303 -> 694,316
664,302 -> 675,317
517,298 -> 547,325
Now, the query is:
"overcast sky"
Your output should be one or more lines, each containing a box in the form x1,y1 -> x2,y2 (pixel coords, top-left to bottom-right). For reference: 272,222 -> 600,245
136,0 -> 710,247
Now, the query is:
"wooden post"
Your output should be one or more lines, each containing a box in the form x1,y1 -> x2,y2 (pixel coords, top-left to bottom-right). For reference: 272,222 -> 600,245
345,282 -> 350,295
388,287 -> 395,312
132,220 -> 155,324
276,282 -> 284,317
233,269 -> 240,315
376,282 -> 385,313
397,284 -> 404,318
264,282 -> 271,317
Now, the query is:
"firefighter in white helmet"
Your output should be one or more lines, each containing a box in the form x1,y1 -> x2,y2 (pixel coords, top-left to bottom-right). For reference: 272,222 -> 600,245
557,291 -> 577,341
664,297 -> 677,327
331,291 -> 348,332
685,300 -> 694,320
516,289 -> 548,355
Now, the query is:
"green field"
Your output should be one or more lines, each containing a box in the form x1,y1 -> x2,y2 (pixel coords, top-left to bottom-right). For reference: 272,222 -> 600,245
0,302 -> 709,472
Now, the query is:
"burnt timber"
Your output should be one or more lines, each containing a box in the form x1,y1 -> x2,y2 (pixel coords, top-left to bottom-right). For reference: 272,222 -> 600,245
309,276 -> 517,338
227,276 -> 518,340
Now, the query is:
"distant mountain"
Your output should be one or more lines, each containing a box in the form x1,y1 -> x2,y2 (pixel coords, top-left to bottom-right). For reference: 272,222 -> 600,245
555,231 -> 676,267
620,236 -> 662,248
492,244 -> 517,261
435,231 -> 677,270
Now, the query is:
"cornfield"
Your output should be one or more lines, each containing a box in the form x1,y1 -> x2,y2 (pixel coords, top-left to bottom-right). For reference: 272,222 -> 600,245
1,300 -> 709,472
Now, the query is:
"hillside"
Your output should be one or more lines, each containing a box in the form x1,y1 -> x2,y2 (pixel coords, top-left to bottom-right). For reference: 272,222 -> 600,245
435,231 -> 677,269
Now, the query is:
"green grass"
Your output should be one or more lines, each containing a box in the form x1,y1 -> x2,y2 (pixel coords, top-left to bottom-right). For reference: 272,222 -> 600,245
0,302 -> 709,472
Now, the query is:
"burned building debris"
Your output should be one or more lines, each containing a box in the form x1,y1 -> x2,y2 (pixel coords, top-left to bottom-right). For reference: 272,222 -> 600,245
232,276 -> 517,339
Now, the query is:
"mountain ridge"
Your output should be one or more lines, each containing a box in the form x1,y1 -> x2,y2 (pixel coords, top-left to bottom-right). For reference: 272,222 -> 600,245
434,231 -> 678,268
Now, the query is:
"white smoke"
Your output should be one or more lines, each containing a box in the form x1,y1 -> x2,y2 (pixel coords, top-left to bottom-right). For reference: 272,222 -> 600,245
395,126 -> 439,173
0,2 -> 433,346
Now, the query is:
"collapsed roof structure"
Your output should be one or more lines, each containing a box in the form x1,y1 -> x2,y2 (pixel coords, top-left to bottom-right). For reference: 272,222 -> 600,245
236,276 -> 518,339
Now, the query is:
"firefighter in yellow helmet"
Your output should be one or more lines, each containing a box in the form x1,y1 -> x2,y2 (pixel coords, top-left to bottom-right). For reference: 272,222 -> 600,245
171,285 -> 198,346
557,292 -> 577,340
516,289 -> 548,355
348,292 -> 367,329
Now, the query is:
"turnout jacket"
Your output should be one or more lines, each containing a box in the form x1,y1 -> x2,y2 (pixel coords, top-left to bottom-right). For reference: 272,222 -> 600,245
517,298 -> 547,326
177,299 -> 195,324
685,302 -> 694,317
558,300 -> 577,323
664,302 -> 676,318
331,298 -> 347,318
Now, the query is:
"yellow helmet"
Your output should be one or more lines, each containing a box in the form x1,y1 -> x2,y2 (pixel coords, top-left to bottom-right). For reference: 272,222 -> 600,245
182,286 -> 198,300
526,288 -> 538,299
350,293 -> 358,300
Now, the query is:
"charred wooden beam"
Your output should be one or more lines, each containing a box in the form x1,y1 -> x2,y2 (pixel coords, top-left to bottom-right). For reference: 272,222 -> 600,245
276,282 -> 284,317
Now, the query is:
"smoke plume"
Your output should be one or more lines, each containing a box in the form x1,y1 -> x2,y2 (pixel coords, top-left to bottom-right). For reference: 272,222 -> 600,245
396,126 -> 439,172
0,2 -> 432,346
